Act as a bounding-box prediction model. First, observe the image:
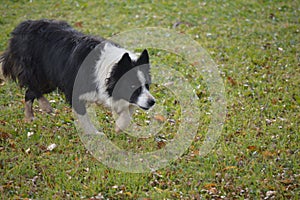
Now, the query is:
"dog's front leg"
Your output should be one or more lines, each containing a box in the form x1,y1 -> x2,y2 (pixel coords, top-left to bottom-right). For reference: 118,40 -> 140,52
115,105 -> 135,133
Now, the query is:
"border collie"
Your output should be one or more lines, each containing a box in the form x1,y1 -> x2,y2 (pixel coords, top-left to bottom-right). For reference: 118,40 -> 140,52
1,19 -> 155,132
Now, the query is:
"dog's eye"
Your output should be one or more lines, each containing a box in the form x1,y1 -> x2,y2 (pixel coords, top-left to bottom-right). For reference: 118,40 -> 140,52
145,84 -> 150,90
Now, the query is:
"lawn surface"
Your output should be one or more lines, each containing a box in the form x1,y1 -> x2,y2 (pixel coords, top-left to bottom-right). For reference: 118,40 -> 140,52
0,0 -> 299,199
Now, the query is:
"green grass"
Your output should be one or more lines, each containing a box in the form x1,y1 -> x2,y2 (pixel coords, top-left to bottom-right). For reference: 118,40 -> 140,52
0,0 -> 299,199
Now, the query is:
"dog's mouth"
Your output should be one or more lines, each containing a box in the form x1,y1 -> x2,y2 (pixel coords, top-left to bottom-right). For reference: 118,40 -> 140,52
139,106 -> 151,110
138,98 -> 156,110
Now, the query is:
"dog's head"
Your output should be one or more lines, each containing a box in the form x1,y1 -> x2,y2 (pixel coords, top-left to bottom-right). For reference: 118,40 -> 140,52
106,49 -> 155,110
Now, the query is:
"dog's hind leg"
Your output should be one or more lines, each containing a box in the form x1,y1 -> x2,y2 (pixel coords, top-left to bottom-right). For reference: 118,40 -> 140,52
38,96 -> 53,113
24,89 -> 37,122
24,89 -> 53,122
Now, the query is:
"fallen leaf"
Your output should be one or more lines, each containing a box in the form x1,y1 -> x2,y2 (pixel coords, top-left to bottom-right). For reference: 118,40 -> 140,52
83,184 -> 89,189
157,141 -> 166,149
154,187 -> 163,193
124,191 -> 132,196
280,179 -> 293,184
8,139 -> 16,149
74,21 -> 83,28
262,151 -> 275,158
269,13 -> 276,20
93,193 -> 104,199
223,166 -> 237,171
0,132 -> 12,140
190,150 -> 199,157
115,190 -> 123,195
208,187 -> 218,194
271,98 -> 277,104
227,76 -> 237,85
247,145 -> 257,151
154,115 -> 166,122
25,148 -> 30,154
38,144 -> 47,151
47,143 -> 57,151
27,131 -> 34,138
266,190 -> 276,197
204,183 -> 216,189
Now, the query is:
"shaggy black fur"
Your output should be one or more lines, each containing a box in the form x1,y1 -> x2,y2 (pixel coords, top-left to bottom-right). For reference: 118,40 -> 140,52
1,19 -> 103,105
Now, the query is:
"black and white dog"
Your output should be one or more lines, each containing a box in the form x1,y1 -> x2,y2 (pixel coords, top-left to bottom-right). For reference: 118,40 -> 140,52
1,19 -> 155,132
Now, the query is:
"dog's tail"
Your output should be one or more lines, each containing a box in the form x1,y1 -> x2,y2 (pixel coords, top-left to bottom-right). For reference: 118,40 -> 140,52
1,51 -> 18,80
0,21 -> 32,87
0,49 -> 26,87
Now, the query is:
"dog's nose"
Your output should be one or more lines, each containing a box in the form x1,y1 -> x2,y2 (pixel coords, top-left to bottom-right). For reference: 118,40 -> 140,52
148,99 -> 155,107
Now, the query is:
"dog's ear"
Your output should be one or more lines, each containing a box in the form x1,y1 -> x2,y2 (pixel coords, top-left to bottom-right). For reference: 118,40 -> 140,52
115,52 -> 133,74
137,49 -> 149,65
110,52 -> 132,79
106,53 -> 133,96
119,52 -> 132,68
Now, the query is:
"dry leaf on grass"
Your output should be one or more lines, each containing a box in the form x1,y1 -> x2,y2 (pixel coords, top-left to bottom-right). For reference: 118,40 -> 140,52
154,115 -> 166,122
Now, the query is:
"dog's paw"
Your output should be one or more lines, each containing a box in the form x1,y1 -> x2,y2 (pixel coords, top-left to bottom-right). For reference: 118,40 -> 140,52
40,105 -> 53,113
24,116 -> 35,123
115,126 -> 121,133
24,108 -> 34,123
38,97 -> 53,113
96,131 -> 105,135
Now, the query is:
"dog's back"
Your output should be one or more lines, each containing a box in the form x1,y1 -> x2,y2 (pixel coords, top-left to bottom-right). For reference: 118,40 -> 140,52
2,20 -> 70,85
1,19 -> 102,97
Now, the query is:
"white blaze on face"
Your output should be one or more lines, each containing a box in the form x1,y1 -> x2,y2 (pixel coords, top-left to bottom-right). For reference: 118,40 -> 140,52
136,70 -> 155,109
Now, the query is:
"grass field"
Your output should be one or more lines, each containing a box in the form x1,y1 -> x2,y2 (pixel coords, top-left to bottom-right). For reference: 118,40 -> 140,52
0,0 -> 299,199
